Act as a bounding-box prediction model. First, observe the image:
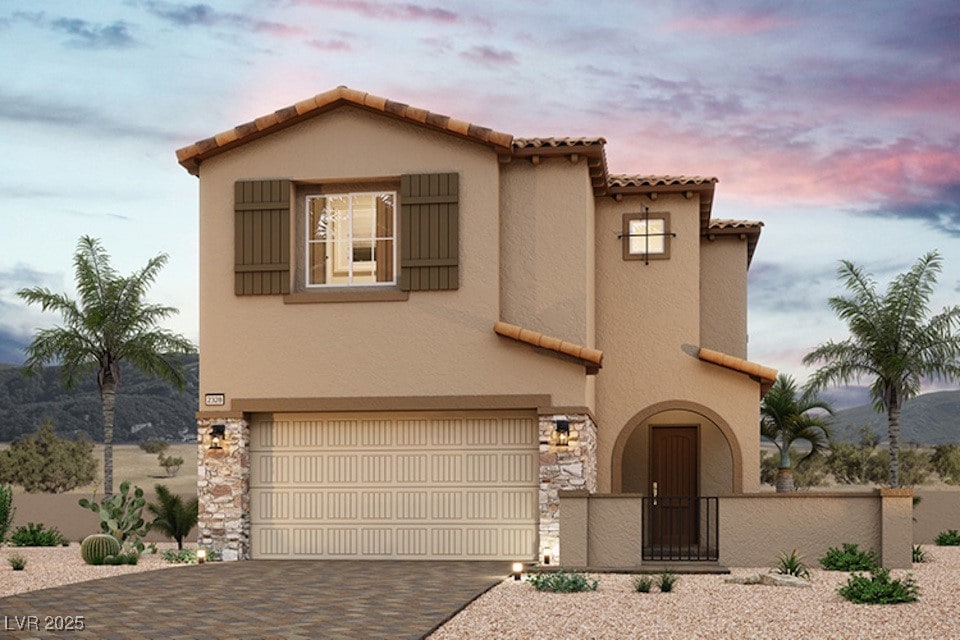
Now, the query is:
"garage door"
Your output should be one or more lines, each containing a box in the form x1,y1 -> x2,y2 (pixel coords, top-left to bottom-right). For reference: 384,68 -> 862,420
250,412 -> 539,560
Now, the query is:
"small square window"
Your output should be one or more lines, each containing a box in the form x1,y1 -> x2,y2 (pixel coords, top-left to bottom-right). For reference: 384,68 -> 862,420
622,212 -> 671,261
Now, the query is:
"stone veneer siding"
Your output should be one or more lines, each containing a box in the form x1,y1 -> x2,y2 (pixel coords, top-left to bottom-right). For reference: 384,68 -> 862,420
539,413 -> 597,564
197,417 -> 250,561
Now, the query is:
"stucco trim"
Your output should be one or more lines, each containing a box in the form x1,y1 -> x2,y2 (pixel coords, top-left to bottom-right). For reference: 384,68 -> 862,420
698,347 -> 777,390
537,406 -> 598,425
610,400 -> 745,494
494,321 -> 603,368
195,411 -> 246,419
231,394 -> 552,413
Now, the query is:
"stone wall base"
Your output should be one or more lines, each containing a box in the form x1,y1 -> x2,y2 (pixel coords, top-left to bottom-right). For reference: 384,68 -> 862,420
197,417 -> 250,561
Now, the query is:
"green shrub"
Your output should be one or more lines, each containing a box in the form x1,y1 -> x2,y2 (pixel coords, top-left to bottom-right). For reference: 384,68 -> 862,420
80,534 -> 122,565
912,545 -> 926,563
10,522 -> 67,547
161,548 -> 197,564
0,422 -> 96,493
820,543 -> 879,571
774,549 -> 810,578
8,555 -> 26,570
147,484 -> 198,549
526,570 -> 598,592
139,440 -> 170,455
657,572 -> 678,593
865,449 -> 933,486
101,552 -> 139,565
931,445 -> 960,484
78,480 -> 150,553
157,454 -> 184,477
634,575 -> 653,593
0,484 -> 15,545
934,529 -> 960,546
838,568 -> 919,604
760,452 -> 828,488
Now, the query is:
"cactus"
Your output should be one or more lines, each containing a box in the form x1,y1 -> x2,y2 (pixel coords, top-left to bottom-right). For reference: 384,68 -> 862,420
80,534 -> 121,565
78,481 -> 150,553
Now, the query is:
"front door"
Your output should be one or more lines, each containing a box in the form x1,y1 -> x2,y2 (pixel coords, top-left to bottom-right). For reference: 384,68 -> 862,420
649,425 -> 698,550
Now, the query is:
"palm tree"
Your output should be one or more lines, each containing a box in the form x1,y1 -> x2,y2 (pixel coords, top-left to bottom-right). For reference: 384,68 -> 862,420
803,252 -> 960,487
18,236 -> 196,497
147,484 -> 199,550
761,374 -> 832,492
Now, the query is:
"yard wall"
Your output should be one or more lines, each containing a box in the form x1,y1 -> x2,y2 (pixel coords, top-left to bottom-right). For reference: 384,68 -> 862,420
8,492 -> 197,544
560,489 -> 913,569
914,488 -> 960,543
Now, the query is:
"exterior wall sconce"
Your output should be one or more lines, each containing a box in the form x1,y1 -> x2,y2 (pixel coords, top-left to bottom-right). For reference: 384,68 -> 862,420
209,424 -> 225,451
554,420 -> 570,447
512,562 -> 523,581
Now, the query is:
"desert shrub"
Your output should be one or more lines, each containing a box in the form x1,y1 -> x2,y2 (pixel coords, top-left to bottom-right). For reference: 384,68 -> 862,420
838,568 -> 919,604
147,484 -> 198,549
526,570 -> 598,592
931,445 -> 960,485
634,575 -> 653,593
0,422 -> 96,493
657,572 -> 678,592
80,534 -> 122,565
774,549 -> 810,578
10,522 -> 67,547
160,548 -> 221,564
139,440 -> 169,455
157,454 -> 184,477
934,529 -> 960,546
820,543 -> 879,571
101,552 -> 139,565
0,484 -> 15,545
828,442 -> 876,484
865,449 -> 933,486
78,480 -> 150,553
8,555 -> 26,570
913,545 -> 926,563
760,452 -> 827,488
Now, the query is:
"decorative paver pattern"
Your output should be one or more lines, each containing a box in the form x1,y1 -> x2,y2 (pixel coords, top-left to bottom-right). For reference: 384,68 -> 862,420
0,560 -> 507,639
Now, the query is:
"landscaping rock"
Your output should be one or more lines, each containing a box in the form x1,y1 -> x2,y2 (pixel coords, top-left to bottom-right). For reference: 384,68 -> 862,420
760,573 -> 811,588
725,574 -> 762,585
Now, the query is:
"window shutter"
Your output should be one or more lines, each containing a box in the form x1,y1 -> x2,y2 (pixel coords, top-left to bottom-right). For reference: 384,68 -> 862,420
234,179 -> 291,295
400,173 -> 459,291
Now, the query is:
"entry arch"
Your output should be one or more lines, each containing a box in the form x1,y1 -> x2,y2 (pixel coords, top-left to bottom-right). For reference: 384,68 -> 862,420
611,400 -> 744,494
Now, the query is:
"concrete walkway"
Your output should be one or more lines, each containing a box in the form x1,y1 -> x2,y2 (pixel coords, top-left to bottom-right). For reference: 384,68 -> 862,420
0,560 -> 508,639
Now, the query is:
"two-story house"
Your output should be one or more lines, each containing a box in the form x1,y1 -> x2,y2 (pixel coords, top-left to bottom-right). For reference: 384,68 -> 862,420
177,86 -> 774,563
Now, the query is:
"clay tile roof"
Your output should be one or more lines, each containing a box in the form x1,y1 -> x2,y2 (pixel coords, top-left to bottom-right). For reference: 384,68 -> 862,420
608,174 -> 718,188
708,219 -> 763,230
698,347 -> 777,393
706,219 -> 764,265
512,137 -> 607,150
176,86 -> 515,175
494,321 -> 602,371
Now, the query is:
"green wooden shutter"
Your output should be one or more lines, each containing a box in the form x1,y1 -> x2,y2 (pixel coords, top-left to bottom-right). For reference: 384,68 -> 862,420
400,173 -> 459,291
234,179 -> 291,295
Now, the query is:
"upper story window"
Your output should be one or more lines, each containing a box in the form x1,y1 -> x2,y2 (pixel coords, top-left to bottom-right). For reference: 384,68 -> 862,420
622,211 -> 671,262
306,192 -> 396,286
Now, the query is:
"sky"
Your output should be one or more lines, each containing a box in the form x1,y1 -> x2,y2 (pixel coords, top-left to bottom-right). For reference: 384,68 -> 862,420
1,0 -> 958,400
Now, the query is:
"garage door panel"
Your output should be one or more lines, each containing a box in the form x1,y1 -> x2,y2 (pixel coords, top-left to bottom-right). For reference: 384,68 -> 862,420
251,413 -> 538,560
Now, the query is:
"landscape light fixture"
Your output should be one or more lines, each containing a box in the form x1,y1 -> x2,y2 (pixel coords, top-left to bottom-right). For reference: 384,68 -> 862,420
197,549 -> 207,564
209,424 -> 225,451
554,420 -> 570,447
512,562 -> 523,581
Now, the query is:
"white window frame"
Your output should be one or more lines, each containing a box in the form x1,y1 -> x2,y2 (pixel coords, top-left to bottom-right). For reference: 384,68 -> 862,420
304,191 -> 398,288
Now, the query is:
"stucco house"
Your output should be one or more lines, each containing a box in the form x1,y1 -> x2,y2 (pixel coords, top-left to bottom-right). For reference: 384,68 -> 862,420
177,86 -> 912,567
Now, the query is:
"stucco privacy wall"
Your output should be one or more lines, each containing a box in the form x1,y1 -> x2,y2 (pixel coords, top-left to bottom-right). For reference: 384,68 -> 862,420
594,194 -> 761,493
914,489 -> 960,543
699,237 -> 748,358
499,159 -> 596,353
197,106 -> 588,408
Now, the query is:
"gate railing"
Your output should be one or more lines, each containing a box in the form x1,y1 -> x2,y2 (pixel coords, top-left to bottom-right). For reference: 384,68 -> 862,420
641,496 -> 719,561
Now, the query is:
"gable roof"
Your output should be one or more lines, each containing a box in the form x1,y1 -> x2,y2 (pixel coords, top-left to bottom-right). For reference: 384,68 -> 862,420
706,219 -> 764,265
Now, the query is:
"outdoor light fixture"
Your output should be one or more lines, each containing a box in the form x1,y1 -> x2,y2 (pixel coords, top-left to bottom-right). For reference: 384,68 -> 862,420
542,551 -> 551,565
197,549 -> 207,564
209,424 -> 225,451
554,420 -> 570,447
512,562 -> 523,581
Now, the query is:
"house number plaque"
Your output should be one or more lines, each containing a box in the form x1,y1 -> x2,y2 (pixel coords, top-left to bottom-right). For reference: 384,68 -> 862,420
204,393 -> 225,407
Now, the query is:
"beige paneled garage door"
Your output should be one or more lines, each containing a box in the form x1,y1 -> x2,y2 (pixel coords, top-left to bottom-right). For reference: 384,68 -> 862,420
250,412 -> 539,560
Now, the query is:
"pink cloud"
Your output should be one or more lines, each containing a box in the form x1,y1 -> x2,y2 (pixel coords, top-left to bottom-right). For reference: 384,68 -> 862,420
295,0 -> 459,23
307,38 -> 351,51
459,45 -> 517,66
665,11 -> 793,35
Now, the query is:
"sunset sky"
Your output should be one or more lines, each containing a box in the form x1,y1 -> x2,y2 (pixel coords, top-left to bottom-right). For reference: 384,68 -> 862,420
1,1 -> 958,397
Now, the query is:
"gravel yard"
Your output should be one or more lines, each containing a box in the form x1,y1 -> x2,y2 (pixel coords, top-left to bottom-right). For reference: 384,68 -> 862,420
0,543 -> 193,599
431,547 -> 960,640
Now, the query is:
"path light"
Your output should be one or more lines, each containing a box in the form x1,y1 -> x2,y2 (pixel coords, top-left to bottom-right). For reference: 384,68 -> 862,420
512,562 -> 523,581
209,424 -> 225,451
197,549 -> 206,564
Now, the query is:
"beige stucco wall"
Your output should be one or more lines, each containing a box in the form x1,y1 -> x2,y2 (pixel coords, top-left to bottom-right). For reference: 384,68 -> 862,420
719,493 -> 880,567
595,193 -> 761,494
914,489 -> 960,543
699,237 -> 748,358
197,106 -> 588,409
620,409 -> 734,496
499,158 -> 596,349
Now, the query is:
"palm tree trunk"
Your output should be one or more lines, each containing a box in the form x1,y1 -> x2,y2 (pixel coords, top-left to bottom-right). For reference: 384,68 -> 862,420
776,468 -> 795,493
888,398 -> 901,488
100,376 -> 117,498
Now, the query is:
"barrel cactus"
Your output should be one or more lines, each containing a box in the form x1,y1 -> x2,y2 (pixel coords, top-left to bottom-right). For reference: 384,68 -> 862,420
81,534 -> 121,565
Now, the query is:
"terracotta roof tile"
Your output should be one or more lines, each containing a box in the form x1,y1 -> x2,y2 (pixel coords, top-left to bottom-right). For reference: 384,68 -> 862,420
512,137 -> 606,150
698,347 -> 777,393
708,219 -> 763,230
706,219 -> 764,264
494,321 -> 602,369
608,174 -> 718,188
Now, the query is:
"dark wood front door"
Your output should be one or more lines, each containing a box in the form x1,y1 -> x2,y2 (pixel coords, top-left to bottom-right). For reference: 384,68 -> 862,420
649,426 -> 698,548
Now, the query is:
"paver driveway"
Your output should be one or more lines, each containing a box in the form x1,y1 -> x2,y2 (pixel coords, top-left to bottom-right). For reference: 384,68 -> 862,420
0,560 -> 508,639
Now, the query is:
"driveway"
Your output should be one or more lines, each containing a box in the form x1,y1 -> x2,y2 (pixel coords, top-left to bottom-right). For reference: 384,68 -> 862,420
0,560 -> 508,639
